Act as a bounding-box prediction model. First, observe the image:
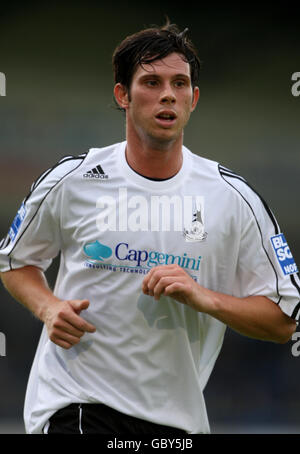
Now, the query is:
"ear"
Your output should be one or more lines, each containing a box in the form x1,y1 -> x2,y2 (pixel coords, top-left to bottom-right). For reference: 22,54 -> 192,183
114,83 -> 129,110
191,86 -> 200,112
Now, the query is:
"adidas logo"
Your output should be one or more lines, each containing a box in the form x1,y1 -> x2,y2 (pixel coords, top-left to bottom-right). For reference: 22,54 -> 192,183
83,164 -> 108,179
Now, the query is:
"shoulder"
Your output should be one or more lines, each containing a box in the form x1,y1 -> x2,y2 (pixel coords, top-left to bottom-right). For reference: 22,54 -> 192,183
25,142 -> 120,201
185,148 -> 279,232
27,152 -> 88,197
187,147 -> 268,206
218,163 -> 269,208
218,163 -> 280,234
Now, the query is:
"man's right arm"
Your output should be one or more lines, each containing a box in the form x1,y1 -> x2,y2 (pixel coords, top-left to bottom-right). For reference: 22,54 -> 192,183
0,266 -> 96,349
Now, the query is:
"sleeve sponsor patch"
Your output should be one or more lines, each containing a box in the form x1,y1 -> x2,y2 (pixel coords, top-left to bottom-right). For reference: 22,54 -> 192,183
270,233 -> 298,276
8,202 -> 26,242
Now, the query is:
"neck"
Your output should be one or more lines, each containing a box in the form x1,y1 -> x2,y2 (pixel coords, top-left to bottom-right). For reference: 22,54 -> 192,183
125,127 -> 184,180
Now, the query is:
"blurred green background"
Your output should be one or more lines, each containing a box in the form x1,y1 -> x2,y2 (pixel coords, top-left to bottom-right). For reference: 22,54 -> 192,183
0,0 -> 299,434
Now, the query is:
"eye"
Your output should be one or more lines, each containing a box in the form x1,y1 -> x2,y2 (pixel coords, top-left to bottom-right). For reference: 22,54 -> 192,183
145,79 -> 159,87
174,80 -> 187,88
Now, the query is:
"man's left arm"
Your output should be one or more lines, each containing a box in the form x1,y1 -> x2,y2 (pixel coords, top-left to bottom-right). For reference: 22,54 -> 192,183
142,264 -> 297,343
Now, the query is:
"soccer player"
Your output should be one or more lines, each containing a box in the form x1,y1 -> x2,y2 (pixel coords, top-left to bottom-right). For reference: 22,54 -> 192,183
0,21 -> 299,434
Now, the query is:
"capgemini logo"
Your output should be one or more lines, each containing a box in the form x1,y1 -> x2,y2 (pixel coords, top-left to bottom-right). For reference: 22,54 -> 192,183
83,240 -> 112,262
0,332 -> 6,357
0,72 -> 6,96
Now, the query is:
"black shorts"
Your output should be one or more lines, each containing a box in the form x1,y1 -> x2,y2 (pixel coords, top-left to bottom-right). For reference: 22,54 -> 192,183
44,403 -> 186,435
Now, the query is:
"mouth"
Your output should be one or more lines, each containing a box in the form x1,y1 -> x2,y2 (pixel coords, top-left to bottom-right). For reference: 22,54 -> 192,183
155,111 -> 177,126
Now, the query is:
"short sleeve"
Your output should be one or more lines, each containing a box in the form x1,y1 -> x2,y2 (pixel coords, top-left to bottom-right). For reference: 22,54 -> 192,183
221,170 -> 300,322
0,155 -> 85,272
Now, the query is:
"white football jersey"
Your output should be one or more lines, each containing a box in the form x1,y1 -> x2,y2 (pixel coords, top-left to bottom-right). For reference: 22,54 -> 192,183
0,141 -> 299,434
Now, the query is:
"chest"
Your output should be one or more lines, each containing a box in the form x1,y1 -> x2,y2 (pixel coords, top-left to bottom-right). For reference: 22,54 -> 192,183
59,181 -> 240,282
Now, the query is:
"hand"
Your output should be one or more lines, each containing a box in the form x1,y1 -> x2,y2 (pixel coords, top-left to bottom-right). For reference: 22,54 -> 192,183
43,299 -> 96,349
142,264 -> 207,311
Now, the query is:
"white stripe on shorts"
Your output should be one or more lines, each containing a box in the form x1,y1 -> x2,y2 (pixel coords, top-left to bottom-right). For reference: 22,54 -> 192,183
78,404 -> 83,434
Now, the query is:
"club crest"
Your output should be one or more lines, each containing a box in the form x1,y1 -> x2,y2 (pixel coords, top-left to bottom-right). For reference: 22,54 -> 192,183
183,198 -> 207,242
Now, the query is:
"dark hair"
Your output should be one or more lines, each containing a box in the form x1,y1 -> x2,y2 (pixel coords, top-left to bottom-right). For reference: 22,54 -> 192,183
112,20 -> 201,97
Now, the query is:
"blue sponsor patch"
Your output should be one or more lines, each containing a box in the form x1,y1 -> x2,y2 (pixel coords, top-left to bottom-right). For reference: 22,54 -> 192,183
270,233 -> 298,276
8,203 -> 26,242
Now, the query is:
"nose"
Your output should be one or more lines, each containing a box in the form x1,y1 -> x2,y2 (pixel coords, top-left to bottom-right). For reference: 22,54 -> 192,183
160,84 -> 176,104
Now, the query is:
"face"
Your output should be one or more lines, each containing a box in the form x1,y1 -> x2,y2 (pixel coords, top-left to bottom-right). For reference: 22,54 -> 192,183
115,52 -> 199,149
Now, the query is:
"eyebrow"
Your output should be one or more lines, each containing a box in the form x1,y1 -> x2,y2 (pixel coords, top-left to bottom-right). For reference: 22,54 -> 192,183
138,73 -> 191,81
